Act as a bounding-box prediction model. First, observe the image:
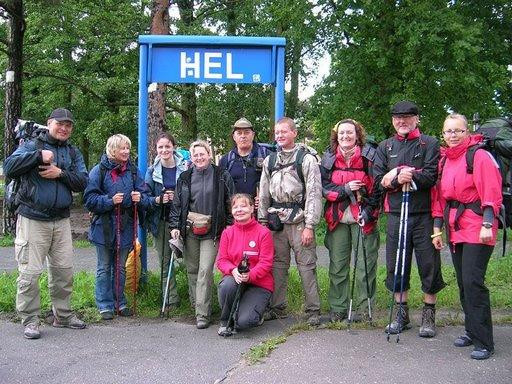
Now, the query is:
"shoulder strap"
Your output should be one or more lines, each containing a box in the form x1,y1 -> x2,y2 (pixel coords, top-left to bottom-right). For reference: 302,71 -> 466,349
295,147 -> 307,184
226,150 -> 236,172
35,138 -> 44,150
465,144 -> 486,175
98,164 -> 107,192
130,164 -> 138,185
268,151 -> 278,175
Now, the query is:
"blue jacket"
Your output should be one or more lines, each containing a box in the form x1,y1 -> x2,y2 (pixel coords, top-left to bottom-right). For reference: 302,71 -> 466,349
3,131 -> 88,221
144,152 -> 188,236
84,154 -> 149,249
218,142 -> 271,196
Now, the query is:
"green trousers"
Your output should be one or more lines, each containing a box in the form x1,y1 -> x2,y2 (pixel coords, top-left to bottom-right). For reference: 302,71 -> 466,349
324,223 -> 379,314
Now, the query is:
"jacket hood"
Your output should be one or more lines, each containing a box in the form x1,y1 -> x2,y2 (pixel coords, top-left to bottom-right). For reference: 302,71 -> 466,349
99,153 -> 134,171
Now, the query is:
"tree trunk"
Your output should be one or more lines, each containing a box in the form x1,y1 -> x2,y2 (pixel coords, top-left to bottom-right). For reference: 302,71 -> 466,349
287,42 -> 301,119
2,0 -> 25,235
147,0 -> 169,164
177,0 -> 197,143
181,84 -> 197,142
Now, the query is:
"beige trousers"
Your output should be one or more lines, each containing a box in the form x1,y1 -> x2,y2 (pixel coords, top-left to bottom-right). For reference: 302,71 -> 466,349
15,215 -> 74,326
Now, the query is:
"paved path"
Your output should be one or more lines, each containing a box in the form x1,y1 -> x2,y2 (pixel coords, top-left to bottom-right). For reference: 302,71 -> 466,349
1,244 -> 463,273
1,318 -> 510,384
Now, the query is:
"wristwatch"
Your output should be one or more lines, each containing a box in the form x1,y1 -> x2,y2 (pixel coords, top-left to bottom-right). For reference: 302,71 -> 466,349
482,222 -> 493,229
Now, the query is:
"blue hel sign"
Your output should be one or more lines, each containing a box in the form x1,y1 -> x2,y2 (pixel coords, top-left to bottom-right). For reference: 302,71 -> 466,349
137,35 -> 286,274
151,47 -> 273,84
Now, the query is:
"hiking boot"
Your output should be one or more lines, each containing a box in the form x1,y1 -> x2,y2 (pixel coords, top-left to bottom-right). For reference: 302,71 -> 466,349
119,307 -> 133,317
419,306 -> 436,338
257,316 -> 265,326
53,315 -> 86,329
385,304 -> 411,334
196,317 -> 210,329
470,347 -> 494,360
100,311 -> 114,320
306,313 -> 321,326
263,308 -> 288,321
329,311 -> 347,323
454,334 -> 473,348
24,323 -> 41,339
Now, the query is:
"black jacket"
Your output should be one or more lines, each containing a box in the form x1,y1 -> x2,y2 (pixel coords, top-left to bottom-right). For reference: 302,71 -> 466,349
373,131 -> 439,214
4,131 -> 88,221
169,164 -> 234,240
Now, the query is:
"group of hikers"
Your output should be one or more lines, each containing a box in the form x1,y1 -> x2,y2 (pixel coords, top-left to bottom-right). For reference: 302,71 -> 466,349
5,100 -> 501,360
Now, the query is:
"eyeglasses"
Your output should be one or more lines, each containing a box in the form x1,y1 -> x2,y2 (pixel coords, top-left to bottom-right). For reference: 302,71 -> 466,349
442,129 -> 467,136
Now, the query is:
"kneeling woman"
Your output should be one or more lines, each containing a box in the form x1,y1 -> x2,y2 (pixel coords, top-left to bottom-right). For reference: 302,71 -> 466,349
432,114 -> 502,360
216,194 -> 274,335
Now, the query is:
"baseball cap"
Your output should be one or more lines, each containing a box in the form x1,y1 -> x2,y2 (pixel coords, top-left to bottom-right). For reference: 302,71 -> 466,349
49,108 -> 75,123
232,117 -> 254,132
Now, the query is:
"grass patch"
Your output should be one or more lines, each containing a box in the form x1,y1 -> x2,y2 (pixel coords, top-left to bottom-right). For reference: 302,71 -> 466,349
73,239 -> 92,248
1,255 -> 511,324
246,322 -> 311,364
246,334 -> 287,364
0,234 -> 14,247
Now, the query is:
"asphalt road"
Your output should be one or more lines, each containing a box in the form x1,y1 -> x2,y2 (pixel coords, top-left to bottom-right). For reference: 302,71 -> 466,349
1,318 -> 510,384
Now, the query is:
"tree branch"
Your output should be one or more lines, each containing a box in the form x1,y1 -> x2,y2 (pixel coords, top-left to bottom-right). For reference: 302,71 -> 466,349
25,71 -> 136,108
165,104 -> 187,116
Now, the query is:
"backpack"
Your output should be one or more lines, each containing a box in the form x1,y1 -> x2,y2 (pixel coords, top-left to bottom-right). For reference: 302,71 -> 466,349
475,117 -> 512,228
267,146 -> 315,215
225,142 -> 276,172
4,120 -> 76,213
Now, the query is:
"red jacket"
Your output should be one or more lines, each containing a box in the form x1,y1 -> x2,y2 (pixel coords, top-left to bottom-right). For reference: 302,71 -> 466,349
432,135 -> 502,245
216,218 -> 274,292
321,146 -> 378,234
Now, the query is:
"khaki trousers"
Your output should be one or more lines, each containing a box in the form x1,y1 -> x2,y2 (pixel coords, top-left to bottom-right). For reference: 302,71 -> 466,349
271,222 -> 320,314
184,233 -> 217,320
15,215 -> 74,326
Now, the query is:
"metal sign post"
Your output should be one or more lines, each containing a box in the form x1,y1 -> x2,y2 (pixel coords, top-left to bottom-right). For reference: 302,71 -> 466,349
137,35 -> 286,274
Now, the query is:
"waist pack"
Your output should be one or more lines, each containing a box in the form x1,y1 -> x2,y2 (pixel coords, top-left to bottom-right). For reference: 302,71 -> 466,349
267,211 -> 284,232
187,211 -> 212,236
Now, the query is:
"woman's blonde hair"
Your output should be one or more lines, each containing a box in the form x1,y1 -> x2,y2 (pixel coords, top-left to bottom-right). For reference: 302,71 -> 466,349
106,134 -> 131,160
189,140 -> 212,158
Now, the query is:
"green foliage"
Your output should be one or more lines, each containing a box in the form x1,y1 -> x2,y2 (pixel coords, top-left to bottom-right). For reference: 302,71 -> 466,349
0,234 -> 15,247
308,0 -> 511,151
1,256 -> 511,320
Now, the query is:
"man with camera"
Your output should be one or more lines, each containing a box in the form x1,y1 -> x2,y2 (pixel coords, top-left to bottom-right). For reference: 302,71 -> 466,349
257,117 -> 323,326
4,108 -> 88,339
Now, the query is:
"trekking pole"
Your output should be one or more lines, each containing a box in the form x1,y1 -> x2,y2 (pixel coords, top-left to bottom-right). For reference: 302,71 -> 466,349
396,183 -> 410,343
386,184 -> 407,342
132,201 -> 138,315
159,188 -> 167,310
223,251 -> 251,337
115,203 -> 122,316
160,249 -> 175,318
357,203 -> 373,323
348,191 -> 362,330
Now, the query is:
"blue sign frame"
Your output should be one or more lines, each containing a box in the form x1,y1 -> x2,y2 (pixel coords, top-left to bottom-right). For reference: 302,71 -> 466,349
137,35 -> 286,272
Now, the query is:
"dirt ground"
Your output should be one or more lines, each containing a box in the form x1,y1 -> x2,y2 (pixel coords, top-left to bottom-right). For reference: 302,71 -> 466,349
70,206 -> 91,240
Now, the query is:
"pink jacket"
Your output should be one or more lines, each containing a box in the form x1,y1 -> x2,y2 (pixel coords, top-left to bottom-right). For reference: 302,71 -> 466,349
432,135 -> 502,245
216,218 -> 274,292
